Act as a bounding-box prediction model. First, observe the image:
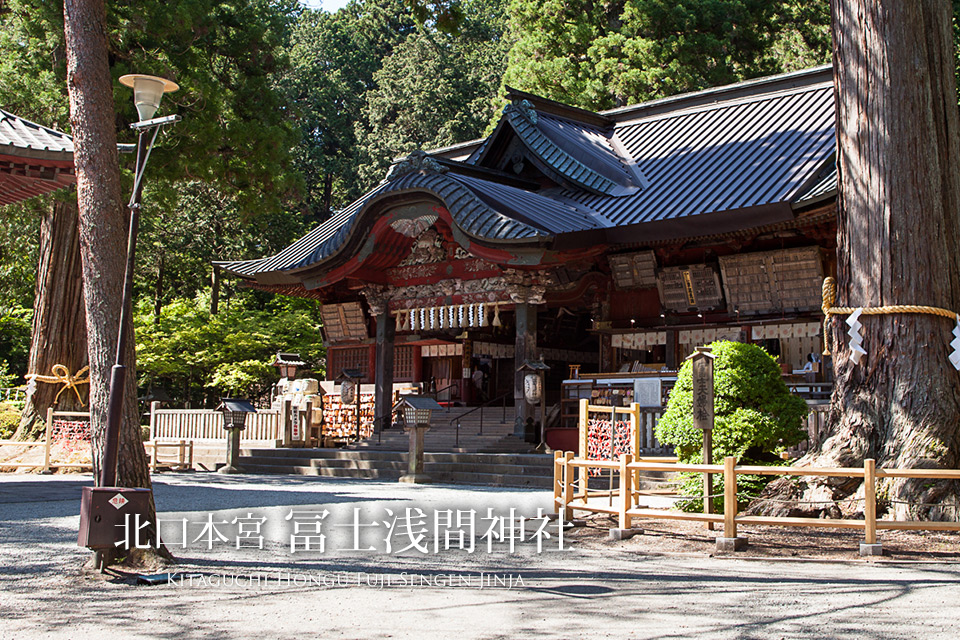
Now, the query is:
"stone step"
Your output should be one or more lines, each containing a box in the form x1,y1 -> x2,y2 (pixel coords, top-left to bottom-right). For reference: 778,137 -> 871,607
242,448 -> 555,465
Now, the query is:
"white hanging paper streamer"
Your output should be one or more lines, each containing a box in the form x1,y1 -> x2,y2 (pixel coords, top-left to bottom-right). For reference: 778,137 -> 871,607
846,307 -> 866,365
479,303 -> 488,327
468,304 -> 475,328
458,305 -> 465,328
950,315 -> 960,371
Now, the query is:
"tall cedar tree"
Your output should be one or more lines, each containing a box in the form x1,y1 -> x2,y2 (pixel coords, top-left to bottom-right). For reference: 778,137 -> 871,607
62,0 -> 164,563
1,0 -> 301,433
757,0 -> 960,521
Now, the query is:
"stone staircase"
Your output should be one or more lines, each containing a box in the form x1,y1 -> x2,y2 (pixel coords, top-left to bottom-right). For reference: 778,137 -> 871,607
235,449 -> 556,489
236,405 -> 559,488
346,405 -> 531,454
236,405 -> 676,489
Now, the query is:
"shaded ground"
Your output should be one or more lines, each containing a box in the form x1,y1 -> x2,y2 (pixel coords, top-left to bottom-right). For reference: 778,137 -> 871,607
1,472 -> 959,639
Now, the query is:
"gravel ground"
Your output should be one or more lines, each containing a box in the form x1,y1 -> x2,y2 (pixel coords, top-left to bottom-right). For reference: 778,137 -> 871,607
1,472 -> 960,639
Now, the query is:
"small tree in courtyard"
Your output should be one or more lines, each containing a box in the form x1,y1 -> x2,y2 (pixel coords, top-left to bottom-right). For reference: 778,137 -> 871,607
656,341 -> 808,509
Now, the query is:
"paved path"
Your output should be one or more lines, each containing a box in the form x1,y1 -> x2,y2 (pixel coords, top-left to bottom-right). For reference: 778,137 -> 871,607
1,473 -> 959,639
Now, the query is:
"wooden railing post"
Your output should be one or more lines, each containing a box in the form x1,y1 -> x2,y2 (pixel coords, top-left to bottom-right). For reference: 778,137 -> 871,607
151,442 -> 158,473
563,451 -> 574,521
179,439 -> 186,468
282,399 -> 292,447
716,455 -> 747,551
864,458 -> 877,543
619,453 -> 633,530
42,407 -> 53,473
553,450 -> 563,514
577,398 -> 588,459
188,441 -> 194,468
724,456 -> 737,539
629,402 -> 640,456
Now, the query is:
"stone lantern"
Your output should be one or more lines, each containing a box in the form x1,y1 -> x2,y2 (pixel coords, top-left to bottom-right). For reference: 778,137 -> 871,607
393,395 -> 442,484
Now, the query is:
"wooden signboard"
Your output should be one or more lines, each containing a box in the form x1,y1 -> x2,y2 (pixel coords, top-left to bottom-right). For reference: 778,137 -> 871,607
718,246 -> 823,314
687,345 -> 716,527
657,264 -> 724,311
608,251 -> 658,290
689,348 -> 715,431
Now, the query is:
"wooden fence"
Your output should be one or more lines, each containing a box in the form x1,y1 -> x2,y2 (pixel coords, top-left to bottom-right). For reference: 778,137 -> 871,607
0,408 -> 91,471
577,399 -> 667,460
553,452 -> 960,554
144,440 -> 193,471
149,403 -> 282,443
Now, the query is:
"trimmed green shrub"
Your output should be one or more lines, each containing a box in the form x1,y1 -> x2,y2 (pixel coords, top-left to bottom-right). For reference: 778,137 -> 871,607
0,402 -> 19,440
655,340 -> 809,510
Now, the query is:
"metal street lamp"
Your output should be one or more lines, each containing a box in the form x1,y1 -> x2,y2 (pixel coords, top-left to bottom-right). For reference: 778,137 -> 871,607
100,74 -> 181,488
120,74 -> 179,121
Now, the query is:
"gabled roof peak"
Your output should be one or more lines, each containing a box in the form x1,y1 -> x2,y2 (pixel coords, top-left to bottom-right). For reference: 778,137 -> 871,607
503,86 -> 612,129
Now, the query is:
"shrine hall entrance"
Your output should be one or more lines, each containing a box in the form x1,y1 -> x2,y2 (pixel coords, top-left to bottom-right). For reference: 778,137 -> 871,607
421,353 -> 462,404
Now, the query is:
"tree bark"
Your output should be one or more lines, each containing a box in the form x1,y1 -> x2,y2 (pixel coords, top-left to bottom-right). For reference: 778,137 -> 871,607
153,252 -> 164,325
210,265 -> 220,315
14,196 -> 88,440
757,0 -> 960,521
63,0 -> 163,562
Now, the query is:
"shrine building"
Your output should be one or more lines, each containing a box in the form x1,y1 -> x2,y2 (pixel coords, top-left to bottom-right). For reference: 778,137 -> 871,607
218,65 -> 837,448
1,109 -> 76,205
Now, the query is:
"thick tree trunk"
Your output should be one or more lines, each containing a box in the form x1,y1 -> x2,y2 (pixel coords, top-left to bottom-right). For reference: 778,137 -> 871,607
757,0 -> 960,521
63,0 -> 163,562
153,252 -> 164,325
14,197 -> 88,440
210,265 -> 220,315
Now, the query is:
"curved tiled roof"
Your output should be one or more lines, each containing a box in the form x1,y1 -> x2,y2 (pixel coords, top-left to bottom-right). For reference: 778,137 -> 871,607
0,109 -> 76,205
217,167 -> 610,279
219,66 -> 837,285
0,109 -> 73,159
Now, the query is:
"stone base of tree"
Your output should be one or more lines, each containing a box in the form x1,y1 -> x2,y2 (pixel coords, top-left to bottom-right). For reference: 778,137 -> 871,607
859,542 -> 883,557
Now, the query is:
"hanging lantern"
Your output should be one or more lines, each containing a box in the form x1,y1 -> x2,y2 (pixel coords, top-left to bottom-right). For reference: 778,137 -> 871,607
340,379 -> 356,404
523,373 -> 542,404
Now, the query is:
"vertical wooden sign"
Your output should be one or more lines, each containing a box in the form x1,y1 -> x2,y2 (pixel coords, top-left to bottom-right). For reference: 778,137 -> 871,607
691,347 -> 715,431
687,345 -> 716,528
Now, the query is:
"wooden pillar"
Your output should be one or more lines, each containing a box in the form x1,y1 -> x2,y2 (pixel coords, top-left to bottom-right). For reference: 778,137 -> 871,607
665,329 -> 678,370
412,345 -> 423,388
375,310 -> 396,434
599,333 -> 614,372
513,301 -> 537,440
